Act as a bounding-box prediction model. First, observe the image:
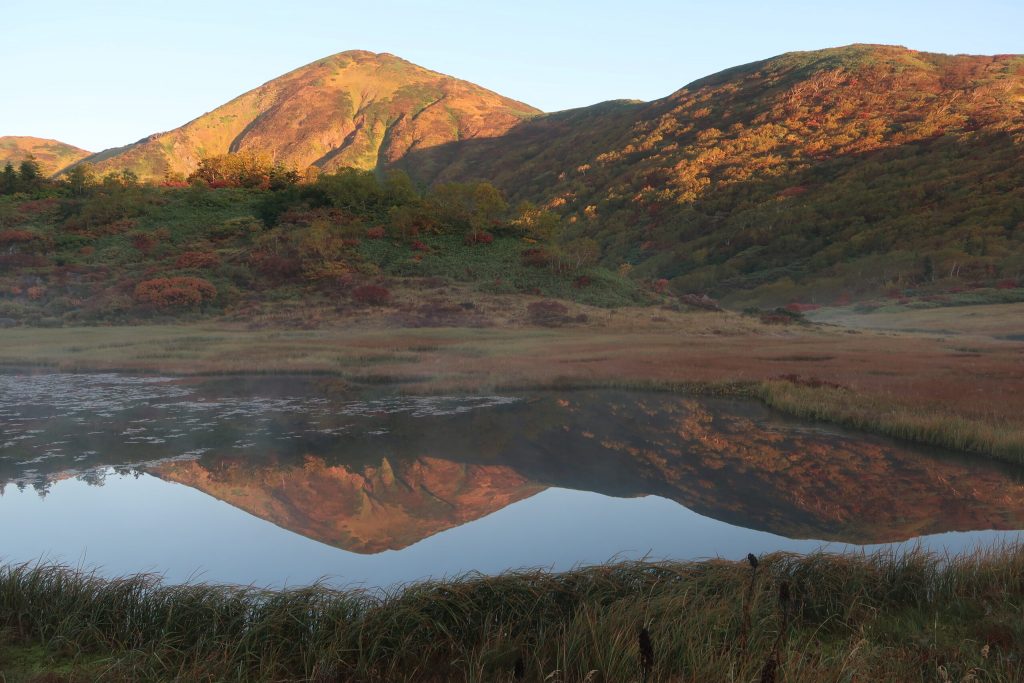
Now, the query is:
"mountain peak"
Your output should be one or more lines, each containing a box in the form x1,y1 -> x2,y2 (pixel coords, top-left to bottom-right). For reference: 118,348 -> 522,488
83,51 -> 541,180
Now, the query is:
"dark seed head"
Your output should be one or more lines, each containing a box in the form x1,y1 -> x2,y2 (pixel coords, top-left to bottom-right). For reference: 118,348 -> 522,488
513,656 -> 525,680
747,553 -> 759,570
759,656 -> 777,683
779,580 -> 791,606
638,626 -> 654,672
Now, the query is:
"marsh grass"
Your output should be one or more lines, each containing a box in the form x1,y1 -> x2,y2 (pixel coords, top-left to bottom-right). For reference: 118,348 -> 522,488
2,548 -> 1023,682
754,380 -> 1024,463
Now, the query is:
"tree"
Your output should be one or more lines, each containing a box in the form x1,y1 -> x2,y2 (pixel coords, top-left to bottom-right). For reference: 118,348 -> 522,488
66,163 -> 96,197
0,163 -> 16,194
512,201 -> 560,242
429,181 -> 507,235
552,238 -> 600,274
18,155 -> 42,187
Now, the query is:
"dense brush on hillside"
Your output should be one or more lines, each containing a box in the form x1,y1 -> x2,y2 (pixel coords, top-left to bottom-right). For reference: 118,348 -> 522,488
0,170 -> 642,325
401,45 -> 1024,304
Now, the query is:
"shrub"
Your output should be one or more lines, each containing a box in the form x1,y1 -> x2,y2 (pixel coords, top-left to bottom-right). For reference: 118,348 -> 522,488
134,277 -> 217,309
351,284 -> 391,306
464,230 -> 494,245
366,227 -> 386,239
521,247 -> 549,268
175,251 -> 221,269
0,229 -> 36,244
130,232 -> 158,254
527,299 -> 571,326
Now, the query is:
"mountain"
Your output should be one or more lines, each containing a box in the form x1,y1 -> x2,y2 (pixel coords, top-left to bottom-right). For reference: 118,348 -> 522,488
83,50 -> 540,181
396,45 -> 1024,305
154,455 -> 545,553
0,136 -> 92,175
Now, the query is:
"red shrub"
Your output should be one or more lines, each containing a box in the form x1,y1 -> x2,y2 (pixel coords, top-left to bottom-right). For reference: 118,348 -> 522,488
134,277 -> 217,309
131,233 -> 158,254
785,303 -> 821,313
26,286 -> 46,301
0,230 -> 37,244
521,248 -> 549,268
995,278 -> 1019,290
574,275 -> 592,288
175,251 -> 221,269
16,199 -> 58,215
411,240 -> 430,252
652,278 -> 670,294
251,253 -> 302,280
366,227 -> 386,239
351,285 -> 391,306
464,231 -> 494,245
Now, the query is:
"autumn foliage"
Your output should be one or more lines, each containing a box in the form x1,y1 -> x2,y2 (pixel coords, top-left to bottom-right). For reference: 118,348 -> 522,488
134,277 -> 217,309
175,251 -> 222,269
0,230 -> 37,244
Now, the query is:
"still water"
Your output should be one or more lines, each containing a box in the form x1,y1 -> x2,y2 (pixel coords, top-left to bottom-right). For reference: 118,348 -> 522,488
1,372 -> 1022,587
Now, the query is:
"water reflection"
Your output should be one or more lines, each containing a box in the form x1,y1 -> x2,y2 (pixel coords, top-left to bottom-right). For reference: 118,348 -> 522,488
1,372 -> 1023,584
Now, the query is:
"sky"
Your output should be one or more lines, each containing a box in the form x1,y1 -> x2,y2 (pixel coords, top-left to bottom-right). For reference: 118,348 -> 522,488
3,0 -> 1022,152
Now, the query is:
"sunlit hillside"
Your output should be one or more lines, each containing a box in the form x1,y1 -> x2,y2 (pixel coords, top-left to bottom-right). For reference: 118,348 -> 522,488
0,136 -> 91,175
82,50 -> 540,181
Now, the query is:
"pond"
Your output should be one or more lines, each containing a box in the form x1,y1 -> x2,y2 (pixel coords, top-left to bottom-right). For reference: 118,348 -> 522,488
1,372 -> 1022,587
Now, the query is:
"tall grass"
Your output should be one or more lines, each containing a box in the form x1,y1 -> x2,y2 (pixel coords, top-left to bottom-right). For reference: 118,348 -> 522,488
754,380 -> 1024,463
3,547 -> 1023,681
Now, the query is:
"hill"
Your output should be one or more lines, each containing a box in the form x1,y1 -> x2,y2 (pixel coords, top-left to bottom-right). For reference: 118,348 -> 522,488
82,50 -> 540,181
397,45 -> 1024,305
0,136 -> 91,175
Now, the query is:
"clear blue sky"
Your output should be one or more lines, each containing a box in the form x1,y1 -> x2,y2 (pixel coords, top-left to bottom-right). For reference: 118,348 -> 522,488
3,0 -> 1021,152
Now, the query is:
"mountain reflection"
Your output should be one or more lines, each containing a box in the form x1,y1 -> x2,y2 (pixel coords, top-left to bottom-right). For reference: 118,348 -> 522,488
2,373 -> 1023,551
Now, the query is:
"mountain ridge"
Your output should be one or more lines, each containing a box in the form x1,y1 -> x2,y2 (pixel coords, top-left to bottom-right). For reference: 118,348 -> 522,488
79,49 -> 541,181
0,136 -> 92,175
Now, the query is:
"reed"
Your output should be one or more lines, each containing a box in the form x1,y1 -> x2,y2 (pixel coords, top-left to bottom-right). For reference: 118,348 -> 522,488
2,546 -> 1023,682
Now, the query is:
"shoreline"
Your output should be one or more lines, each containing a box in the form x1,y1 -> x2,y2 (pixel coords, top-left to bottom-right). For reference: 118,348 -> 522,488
3,547 -> 1022,681
0,310 -> 1022,462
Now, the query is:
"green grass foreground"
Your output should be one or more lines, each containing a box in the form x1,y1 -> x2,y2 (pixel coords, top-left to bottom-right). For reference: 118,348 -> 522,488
2,548 -> 1023,682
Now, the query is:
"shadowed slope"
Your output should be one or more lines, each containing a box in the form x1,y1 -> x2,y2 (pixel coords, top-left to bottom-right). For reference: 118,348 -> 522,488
397,45 -> 1024,302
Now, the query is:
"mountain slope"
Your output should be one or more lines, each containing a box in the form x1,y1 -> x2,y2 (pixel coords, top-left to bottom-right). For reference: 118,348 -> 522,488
84,50 -> 540,181
154,455 -> 545,553
0,136 -> 92,175
397,45 -> 1024,304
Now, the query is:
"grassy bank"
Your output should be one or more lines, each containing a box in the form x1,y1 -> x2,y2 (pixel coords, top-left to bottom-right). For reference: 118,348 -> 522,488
2,548 -> 1023,682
